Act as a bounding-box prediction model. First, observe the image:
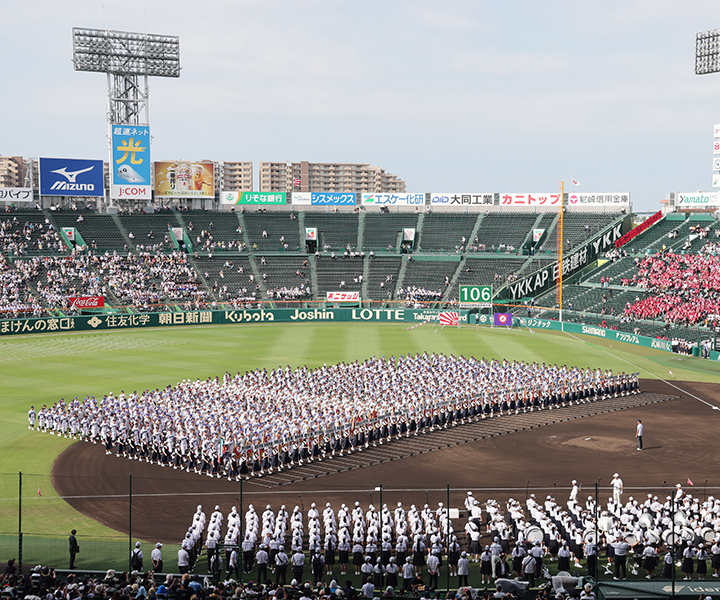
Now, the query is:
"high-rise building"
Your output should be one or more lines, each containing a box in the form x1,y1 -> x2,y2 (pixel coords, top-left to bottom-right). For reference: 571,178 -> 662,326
0,156 -> 24,187
258,161 -> 406,193
217,161 -> 253,191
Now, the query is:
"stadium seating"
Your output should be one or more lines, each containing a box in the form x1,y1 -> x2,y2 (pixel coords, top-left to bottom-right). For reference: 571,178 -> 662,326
315,255 -> 364,294
241,212 -> 301,252
541,212 -> 622,253
119,213 -> 184,252
418,213 -> 478,252
474,212 -> 536,252
362,213 -> 419,252
50,213 -> 127,253
178,212 -> 245,252
0,211 -> 66,256
303,212 -> 360,251
366,256 -> 403,301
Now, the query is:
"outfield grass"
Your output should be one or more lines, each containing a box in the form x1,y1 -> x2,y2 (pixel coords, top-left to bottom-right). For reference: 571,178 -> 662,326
1,322 -> 718,549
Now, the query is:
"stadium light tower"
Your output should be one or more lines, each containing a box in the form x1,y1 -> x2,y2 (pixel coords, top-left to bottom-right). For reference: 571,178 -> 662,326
72,28 -> 180,206
72,27 -> 180,125
695,28 -> 720,75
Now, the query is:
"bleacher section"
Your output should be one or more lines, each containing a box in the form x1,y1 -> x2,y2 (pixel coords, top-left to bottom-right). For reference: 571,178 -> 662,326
241,212 -> 301,252
51,213 -> 127,252
366,256 -> 403,301
401,258 -> 458,297
584,256 -> 637,284
541,213 -> 621,252
623,216 -> 685,254
258,255 -> 312,302
418,213 -> 478,252
178,211 -> 244,252
193,256 -> 257,302
474,212 -> 536,252
1,211 -> 66,256
303,213 -> 359,251
2,206 -> 719,349
362,213 -> 419,252
315,256 -> 364,294
119,213 -> 183,251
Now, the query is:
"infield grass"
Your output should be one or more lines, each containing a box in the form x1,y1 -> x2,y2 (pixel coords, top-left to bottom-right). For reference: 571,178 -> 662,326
1,321 -> 718,546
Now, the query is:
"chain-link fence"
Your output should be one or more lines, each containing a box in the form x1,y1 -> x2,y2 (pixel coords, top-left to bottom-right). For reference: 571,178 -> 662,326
2,472 -> 717,591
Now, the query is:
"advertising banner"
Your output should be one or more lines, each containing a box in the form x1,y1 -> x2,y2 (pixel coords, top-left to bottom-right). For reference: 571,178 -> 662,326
430,193 -> 495,206
493,313 -> 513,326
566,192 -> 630,207
311,192 -> 355,205
62,227 -> 76,241
615,211 -> 663,248
676,192 -> 720,206
0,307 -> 469,337
305,228 -> 317,241
292,192 -> 312,205
715,124 -> 720,138
714,158 -> 720,171
532,228 -> 545,242
714,140 -> 720,155
154,161 -> 214,198
326,291 -> 360,302
221,191 -> 286,205
0,187 -> 33,203
439,311 -> 460,326
361,193 -> 425,206
499,193 -> 562,208
39,158 -> 104,197
111,124 -> 151,200
69,296 -> 105,309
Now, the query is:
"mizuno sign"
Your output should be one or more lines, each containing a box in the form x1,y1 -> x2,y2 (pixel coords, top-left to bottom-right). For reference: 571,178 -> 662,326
39,158 -> 105,197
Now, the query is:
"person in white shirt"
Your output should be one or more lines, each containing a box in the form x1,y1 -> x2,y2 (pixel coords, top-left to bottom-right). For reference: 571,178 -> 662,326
612,474 -> 624,506
452,552 -> 466,589
177,547 -> 189,574
151,543 -> 163,572
636,420 -> 644,451
361,576 -> 375,598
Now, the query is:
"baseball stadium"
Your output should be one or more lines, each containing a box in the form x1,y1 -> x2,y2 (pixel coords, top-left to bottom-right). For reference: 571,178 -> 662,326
5,14 -> 720,600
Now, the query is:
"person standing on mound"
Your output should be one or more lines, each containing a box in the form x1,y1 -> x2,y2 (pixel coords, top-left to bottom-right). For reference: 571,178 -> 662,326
636,419 -> 643,451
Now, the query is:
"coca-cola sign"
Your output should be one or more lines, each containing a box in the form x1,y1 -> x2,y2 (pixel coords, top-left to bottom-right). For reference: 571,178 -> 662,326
69,296 -> 105,308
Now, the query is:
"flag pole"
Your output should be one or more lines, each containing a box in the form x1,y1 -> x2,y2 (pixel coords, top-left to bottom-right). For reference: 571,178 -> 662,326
557,181 -> 564,325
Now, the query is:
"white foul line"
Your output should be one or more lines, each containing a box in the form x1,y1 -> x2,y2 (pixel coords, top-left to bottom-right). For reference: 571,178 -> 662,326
561,330 -> 720,411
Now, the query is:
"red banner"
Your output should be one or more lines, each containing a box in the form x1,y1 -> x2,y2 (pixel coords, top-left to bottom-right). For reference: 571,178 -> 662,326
614,210 -> 663,248
69,296 -> 105,308
326,291 -> 360,302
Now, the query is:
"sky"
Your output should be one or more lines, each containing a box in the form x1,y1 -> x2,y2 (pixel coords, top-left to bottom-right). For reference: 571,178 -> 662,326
4,0 -> 720,212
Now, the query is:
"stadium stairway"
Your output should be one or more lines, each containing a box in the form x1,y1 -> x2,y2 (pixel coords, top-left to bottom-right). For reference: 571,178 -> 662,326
441,257 -> 466,305
185,254 -> 216,301
357,210 -> 366,251
412,211 -> 425,253
361,256 -> 370,301
309,253 -> 319,298
466,212 -> 485,252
